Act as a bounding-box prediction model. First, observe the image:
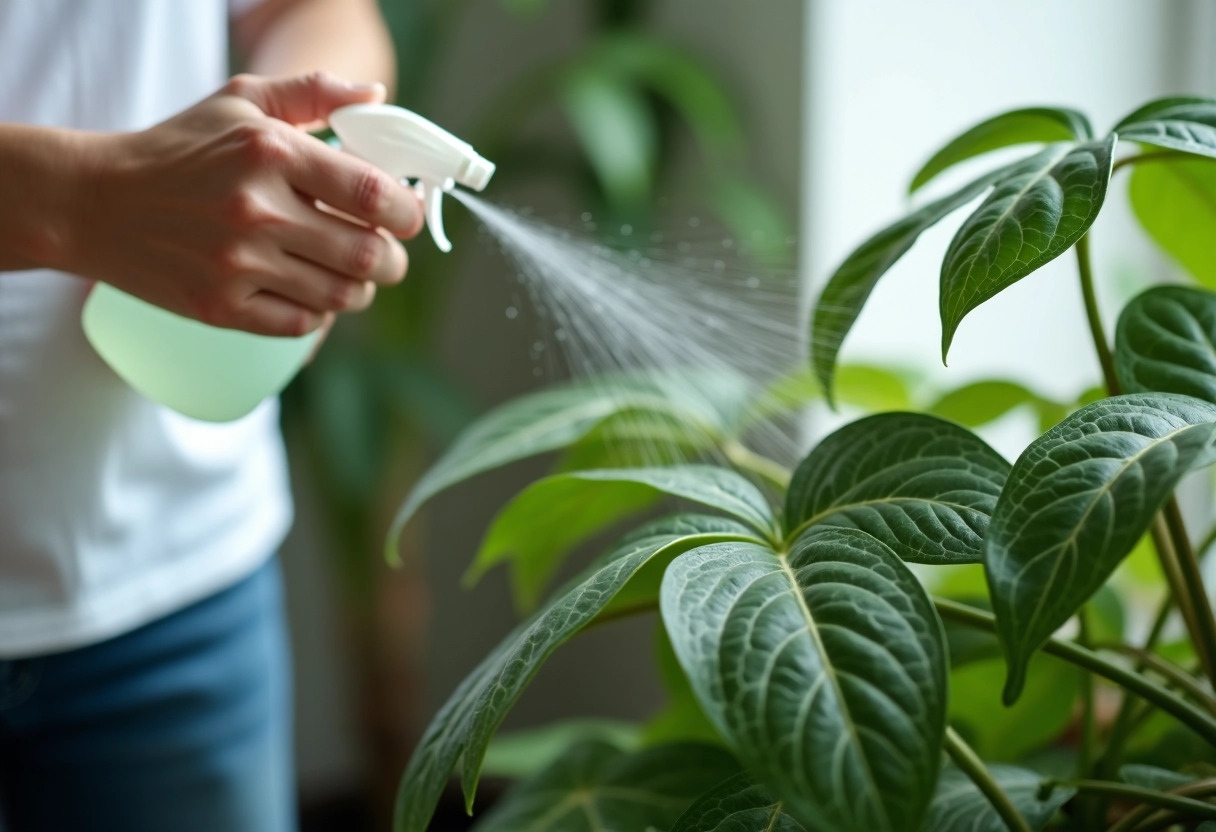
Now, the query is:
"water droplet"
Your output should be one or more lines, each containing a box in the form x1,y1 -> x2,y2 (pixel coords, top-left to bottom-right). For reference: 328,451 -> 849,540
532,341 -> 545,352
714,260 -> 726,271
721,237 -> 734,248
688,216 -> 701,228
745,276 -> 760,289
555,328 -> 568,341
620,224 -> 633,236
505,306 -> 519,319
677,241 -> 691,253
581,212 -> 593,222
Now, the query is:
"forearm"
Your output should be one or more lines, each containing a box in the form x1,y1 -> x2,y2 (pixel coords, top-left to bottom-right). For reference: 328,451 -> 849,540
0,124 -> 101,272
235,0 -> 396,93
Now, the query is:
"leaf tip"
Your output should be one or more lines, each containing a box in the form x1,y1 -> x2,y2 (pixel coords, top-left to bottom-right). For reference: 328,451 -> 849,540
1002,663 -> 1027,706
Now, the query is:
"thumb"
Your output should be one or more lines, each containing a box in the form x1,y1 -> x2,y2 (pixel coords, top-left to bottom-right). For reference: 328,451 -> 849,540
225,72 -> 387,127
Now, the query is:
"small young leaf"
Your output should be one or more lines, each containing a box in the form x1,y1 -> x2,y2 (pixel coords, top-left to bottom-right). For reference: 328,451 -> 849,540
985,394 -> 1216,703
471,740 -> 740,832
927,380 -> 1043,428
785,413 -> 1009,564
810,166 -> 1009,402
1116,285 -> 1216,402
394,515 -> 763,832
670,773 -> 807,832
1115,96 -> 1216,158
940,137 -> 1116,360
561,67 -> 657,208
661,528 -> 948,832
910,106 -> 1092,194
921,763 -> 1074,832
1128,159 -> 1216,288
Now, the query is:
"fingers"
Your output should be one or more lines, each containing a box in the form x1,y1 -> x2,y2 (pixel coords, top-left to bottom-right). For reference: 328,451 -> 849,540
224,72 -> 386,128
276,200 -> 408,287
230,292 -> 328,338
285,138 -> 425,238
253,249 -> 378,316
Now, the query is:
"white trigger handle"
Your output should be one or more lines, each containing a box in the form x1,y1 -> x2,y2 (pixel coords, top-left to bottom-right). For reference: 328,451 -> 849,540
417,178 -> 455,253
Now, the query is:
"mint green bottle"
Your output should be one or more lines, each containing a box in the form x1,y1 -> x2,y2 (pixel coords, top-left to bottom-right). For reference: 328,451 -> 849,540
81,104 -> 494,422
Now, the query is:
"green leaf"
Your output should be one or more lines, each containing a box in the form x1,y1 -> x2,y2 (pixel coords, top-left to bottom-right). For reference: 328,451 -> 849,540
949,656 -> 1079,761
386,377 -> 728,561
561,68 -> 657,209
985,393 -> 1216,704
1117,285 -> 1216,405
1119,763 -> 1197,791
740,364 -> 912,428
910,107 -> 1092,194
1115,97 -> 1216,158
927,380 -> 1043,428
785,413 -> 1010,564
940,137 -> 1116,360
481,720 -> 642,780
810,166 -> 1008,402
644,626 -> 722,746
394,514 -> 764,832
670,773 -> 807,832
1129,158 -> 1216,288
661,528 -> 948,832
920,763 -> 1074,832
471,740 -> 740,832
468,465 -> 780,608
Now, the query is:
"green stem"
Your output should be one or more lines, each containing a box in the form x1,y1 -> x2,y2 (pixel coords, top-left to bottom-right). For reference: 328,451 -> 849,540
1075,234 -> 1120,395
933,599 -> 1216,746
1050,780 -> 1216,821
1164,498 -> 1216,689
1199,524 -> 1216,561
723,440 -> 791,490
1106,779 -> 1216,832
943,727 -> 1032,832
1099,643 -> 1216,714
1152,514 -> 1216,688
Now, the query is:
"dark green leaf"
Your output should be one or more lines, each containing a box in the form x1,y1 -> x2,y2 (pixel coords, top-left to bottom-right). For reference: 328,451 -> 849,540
785,413 -> 1010,564
910,107 -> 1092,194
927,380 -> 1043,428
471,740 -> 740,832
920,763 -> 1073,832
810,166 -> 1007,402
1128,158 -> 1216,288
643,625 -> 722,746
481,720 -> 641,780
940,137 -> 1116,359
394,515 -> 763,832
670,773 -> 807,832
661,528 -> 948,832
985,394 -> 1216,703
1119,763 -> 1197,791
1115,97 -> 1216,158
1117,286 -> 1216,405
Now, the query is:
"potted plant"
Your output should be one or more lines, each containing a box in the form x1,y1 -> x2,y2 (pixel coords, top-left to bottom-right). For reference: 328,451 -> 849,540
388,97 -> 1216,831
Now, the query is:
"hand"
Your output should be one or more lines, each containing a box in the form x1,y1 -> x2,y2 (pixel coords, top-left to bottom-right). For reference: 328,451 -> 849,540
66,72 -> 423,336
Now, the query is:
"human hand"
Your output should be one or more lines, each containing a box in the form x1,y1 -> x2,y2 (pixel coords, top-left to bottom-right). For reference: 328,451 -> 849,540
66,72 -> 423,336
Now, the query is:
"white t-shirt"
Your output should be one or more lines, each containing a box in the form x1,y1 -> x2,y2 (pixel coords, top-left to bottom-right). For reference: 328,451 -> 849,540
0,0 -> 292,657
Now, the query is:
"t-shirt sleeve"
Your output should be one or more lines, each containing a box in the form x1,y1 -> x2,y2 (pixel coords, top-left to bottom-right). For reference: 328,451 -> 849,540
229,0 -> 269,18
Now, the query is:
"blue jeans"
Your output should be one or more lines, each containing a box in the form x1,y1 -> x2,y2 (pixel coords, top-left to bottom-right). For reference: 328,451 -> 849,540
0,558 -> 295,832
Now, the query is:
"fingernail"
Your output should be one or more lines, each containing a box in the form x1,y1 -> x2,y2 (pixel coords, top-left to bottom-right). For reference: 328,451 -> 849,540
346,81 -> 386,96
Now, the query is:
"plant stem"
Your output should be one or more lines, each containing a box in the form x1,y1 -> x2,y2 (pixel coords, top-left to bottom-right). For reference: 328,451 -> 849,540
1152,514 -> 1216,688
1164,498 -> 1216,688
942,727 -> 1032,832
723,440 -> 791,490
1100,643 -> 1216,714
1052,780 -> 1216,821
1075,234 -> 1120,396
1106,779 -> 1216,832
933,598 -> 1216,746
1076,608 -> 1100,831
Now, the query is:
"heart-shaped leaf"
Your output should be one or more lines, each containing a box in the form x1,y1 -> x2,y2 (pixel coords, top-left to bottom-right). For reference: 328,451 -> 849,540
1115,97 -> 1216,158
387,375 -> 738,561
661,527 -> 948,832
1117,285 -> 1216,402
468,465 -> 780,608
939,137 -> 1116,359
910,107 -> 1092,194
810,166 -> 1009,401
922,764 -> 1074,832
985,394 -> 1216,703
1128,158 -> 1216,288
394,514 -> 763,832
471,740 -> 740,832
785,413 -> 1009,564
670,773 -> 807,832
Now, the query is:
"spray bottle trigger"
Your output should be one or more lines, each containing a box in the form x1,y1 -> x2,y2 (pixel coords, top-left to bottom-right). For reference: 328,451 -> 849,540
416,178 -> 455,253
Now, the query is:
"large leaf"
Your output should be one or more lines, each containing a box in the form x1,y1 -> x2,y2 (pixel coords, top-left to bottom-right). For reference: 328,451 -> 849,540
670,773 -> 807,832
910,107 -> 1092,194
1115,97 -> 1216,159
985,394 -> 1216,703
468,465 -> 780,608
394,514 -> 763,832
921,763 -> 1074,832
785,413 -> 1010,564
939,137 -> 1116,359
809,167 -> 1007,401
1129,159 -> 1216,288
1116,285 -> 1216,402
661,528 -> 948,832
471,740 -> 740,832
386,377 -> 729,560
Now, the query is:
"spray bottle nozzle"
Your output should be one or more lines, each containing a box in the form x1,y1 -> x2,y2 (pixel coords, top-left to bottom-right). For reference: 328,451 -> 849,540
329,104 -> 495,253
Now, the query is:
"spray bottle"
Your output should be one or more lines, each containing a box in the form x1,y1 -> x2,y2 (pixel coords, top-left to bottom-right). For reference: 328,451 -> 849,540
81,104 -> 495,422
